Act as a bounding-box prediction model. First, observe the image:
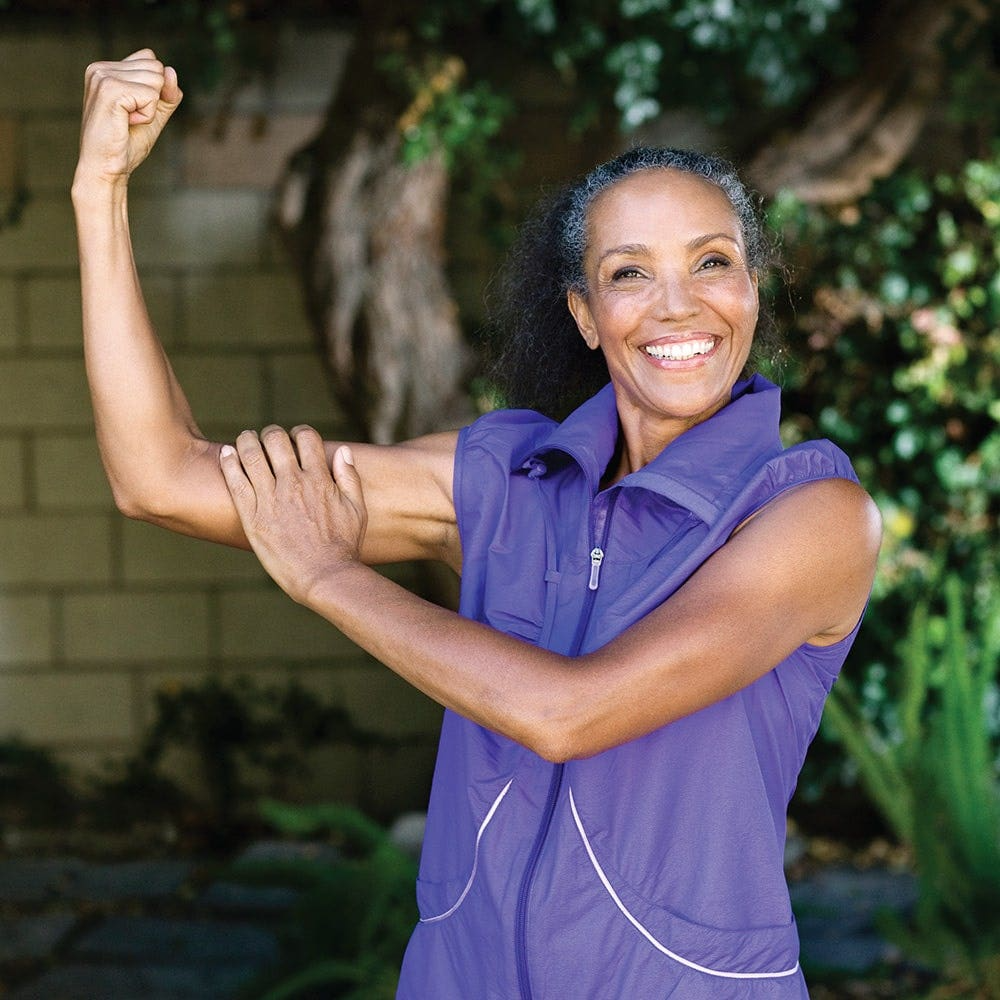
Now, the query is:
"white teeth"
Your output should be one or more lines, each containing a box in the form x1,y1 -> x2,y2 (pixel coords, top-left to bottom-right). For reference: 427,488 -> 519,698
643,338 -> 715,361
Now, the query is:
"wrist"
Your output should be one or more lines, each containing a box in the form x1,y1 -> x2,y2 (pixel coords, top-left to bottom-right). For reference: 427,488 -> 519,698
71,168 -> 129,210
299,557 -> 372,616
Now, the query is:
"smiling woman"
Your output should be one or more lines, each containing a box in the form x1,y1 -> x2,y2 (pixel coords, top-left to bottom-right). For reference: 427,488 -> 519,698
73,53 -> 880,1000
567,168 -> 760,471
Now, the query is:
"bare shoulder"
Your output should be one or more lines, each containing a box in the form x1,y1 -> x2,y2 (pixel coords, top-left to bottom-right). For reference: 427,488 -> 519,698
735,476 -> 882,643
755,477 -> 881,553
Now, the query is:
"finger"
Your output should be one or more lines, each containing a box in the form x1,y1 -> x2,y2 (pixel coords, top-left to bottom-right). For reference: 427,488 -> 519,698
85,62 -> 166,125
258,425 -> 301,474
123,48 -> 157,62
127,87 -> 165,126
289,425 -> 327,473
85,63 -> 163,118
234,430 -> 276,491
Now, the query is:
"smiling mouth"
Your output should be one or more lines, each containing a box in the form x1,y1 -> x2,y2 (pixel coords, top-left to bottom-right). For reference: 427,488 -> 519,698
642,338 -> 716,361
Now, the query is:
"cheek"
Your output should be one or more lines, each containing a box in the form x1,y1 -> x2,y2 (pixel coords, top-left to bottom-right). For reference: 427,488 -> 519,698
720,284 -> 759,332
594,289 -> 657,331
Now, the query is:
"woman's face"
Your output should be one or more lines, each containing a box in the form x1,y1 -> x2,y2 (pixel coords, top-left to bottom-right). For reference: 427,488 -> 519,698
568,167 -> 759,458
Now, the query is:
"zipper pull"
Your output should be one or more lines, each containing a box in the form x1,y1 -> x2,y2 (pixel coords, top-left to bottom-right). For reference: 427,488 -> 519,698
588,547 -> 605,590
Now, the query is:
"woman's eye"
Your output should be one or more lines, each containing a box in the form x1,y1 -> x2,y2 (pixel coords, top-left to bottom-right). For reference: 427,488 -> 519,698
699,255 -> 730,270
612,266 -> 643,280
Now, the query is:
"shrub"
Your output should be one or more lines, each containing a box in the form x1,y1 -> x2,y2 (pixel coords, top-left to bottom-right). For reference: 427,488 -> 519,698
233,800 -> 418,1000
823,574 -> 1000,992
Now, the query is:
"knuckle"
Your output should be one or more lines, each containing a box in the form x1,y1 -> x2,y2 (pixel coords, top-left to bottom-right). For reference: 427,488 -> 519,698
85,63 -> 111,89
236,434 -> 264,465
228,478 -> 256,508
231,478 -> 252,501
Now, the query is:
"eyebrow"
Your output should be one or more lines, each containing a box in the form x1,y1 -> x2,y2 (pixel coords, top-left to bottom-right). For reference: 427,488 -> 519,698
596,242 -> 651,264
686,232 -> 741,250
596,232 -> 741,265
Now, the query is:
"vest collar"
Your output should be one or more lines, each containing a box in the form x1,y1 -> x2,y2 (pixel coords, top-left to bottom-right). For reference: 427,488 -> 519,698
517,374 -> 784,524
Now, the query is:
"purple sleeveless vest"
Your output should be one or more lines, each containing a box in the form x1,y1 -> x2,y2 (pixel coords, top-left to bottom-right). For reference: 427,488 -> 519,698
397,375 -> 864,999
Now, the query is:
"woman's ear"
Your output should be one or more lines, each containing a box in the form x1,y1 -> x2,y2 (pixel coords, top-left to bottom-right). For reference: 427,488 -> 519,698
567,289 -> 600,351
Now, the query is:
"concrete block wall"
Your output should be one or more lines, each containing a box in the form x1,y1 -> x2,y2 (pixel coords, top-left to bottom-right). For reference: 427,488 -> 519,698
0,23 -> 444,818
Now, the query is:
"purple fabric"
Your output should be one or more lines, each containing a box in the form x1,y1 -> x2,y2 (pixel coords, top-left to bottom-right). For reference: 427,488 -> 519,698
397,376 -> 864,999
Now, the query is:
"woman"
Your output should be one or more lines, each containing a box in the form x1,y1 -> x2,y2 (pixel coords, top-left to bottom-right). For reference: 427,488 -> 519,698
75,51 -> 881,998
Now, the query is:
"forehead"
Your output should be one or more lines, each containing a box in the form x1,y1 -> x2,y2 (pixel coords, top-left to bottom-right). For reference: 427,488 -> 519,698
585,168 -> 742,249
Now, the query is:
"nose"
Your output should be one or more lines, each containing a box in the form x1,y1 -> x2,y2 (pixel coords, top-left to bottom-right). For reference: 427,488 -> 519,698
653,270 -> 699,320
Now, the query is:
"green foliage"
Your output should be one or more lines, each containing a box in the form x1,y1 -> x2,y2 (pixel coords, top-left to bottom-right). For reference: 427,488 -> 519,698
379,50 -> 513,179
413,0 -> 860,131
112,676 -> 393,835
231,801 -> 418,1000
398,80 -> 511,173
774,151 -> 1000,815
771,151 -> 1000,621
823,575 -> 1000,989
544,0 -> 858,128
23,0 -> 871,169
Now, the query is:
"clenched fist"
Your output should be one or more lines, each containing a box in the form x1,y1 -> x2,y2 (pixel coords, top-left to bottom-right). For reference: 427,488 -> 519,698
75,48 -> 182,190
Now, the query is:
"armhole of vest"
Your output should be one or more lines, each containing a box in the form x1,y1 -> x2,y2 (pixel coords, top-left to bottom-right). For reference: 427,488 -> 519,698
453,423 -> 473,557
736,447 -> 871,661
801,597 -> 869,656
734,439 -> 860,534
733,472 -> 858,540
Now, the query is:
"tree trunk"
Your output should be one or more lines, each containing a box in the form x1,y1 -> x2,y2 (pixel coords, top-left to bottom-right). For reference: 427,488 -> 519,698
745,0 -> 984,204
274,29 -> 471,444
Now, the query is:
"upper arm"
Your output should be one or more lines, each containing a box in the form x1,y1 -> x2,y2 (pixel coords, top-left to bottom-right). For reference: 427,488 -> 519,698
339,431 -> 460,568
550,478 -> 882,759
134,429 -> 461,568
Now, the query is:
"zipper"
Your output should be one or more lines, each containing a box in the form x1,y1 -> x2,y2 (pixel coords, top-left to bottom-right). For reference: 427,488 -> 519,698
587,548 -> 604,590
514,762 -> 563,998
515,488 -> 620,999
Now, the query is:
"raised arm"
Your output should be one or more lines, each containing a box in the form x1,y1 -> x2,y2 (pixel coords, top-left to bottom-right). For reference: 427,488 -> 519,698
221,426 -> 882,761
73,50 -> 458,565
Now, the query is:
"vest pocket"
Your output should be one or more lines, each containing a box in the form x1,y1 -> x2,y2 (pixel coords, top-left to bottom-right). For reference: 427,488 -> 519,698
417,778 -> 514,924
568,787 -> 800,980
481,542 -> 547,643
482,608 -> 543,644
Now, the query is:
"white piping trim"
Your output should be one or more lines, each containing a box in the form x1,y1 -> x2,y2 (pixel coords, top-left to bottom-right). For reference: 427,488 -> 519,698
420,778 -> 514,923
568,787 -> 800,980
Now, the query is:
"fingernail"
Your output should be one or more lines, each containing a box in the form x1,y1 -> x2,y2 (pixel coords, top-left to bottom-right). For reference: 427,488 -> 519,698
220,445 -> 235,459
341,445 -> 354,466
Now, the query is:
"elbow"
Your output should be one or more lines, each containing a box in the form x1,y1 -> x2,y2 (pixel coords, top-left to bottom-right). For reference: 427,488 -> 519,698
109,482 -> 150,521
108,479 -> 172,526
529,731 -> 573,765
515,667 -> 607,763
521,713 -> 591,764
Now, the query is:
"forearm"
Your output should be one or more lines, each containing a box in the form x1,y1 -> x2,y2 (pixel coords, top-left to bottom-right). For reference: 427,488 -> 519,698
304,562 -> 582,760
73,176 -> 213,522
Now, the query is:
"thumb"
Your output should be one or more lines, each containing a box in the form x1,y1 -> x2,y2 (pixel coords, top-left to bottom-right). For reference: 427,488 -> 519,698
161,65 -> 183,109
150,65 -> 183,129
333,446 -> 364,504
130,65 -> 183,128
